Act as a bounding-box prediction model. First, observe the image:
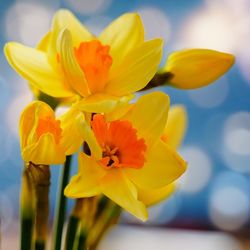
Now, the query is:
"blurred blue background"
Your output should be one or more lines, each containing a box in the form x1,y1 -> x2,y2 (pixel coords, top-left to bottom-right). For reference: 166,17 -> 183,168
0,0 -> 250,236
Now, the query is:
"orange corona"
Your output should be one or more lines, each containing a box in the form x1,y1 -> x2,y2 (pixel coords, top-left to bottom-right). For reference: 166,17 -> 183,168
91,114 -> 146,169
36,116 -> 62,144
74,40 -> 113,94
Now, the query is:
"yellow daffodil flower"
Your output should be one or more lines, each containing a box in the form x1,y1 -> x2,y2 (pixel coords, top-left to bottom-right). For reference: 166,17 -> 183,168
4,10 -> 163,110
164,49 -> 235,89
138,105 -> 188,206
20,101 -> 85,165
64,92 -> 186,221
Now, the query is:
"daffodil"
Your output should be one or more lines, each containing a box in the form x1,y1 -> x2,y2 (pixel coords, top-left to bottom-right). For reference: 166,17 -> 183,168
64,92 -> 186,220
20,101 -> 85,165
137,105 -> 188,206
164,49 -> 235,89
5,10 -> 163,111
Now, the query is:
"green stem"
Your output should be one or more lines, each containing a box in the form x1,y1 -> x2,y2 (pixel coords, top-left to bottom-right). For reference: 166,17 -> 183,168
20,168 -> 35,250
52,155 -> 72,250
35,241 -> 45,250
34,182 -> 50,250
28,164 -> 50,250
140,72 -> 174,91
37,92 -> 59,110
20,217 -> 33,250
70,197 -> 98,250
88,201 -> 122,250
64,215 -> 80,250
75,229 -> 87,250
94,196 -> 109,220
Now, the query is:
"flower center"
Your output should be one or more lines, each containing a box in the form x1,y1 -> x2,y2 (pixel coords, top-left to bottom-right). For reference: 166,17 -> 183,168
74,40 -> 113,94
36,116 -> 62,144
91,114 -> 147,169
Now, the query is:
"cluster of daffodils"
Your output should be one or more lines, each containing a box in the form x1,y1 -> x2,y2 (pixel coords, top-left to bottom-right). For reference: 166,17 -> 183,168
4,9 -> 234,249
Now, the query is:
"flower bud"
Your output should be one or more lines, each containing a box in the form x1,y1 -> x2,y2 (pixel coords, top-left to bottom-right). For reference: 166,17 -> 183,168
164,49 -> 235,89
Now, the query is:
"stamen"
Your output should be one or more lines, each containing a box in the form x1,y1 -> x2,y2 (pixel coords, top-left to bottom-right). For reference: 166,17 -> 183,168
91,114 -> 147,169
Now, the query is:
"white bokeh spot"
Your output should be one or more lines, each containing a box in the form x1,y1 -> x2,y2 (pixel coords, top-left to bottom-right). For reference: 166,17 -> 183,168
209,186 -> 249,231
66,0 -> 112,15
0,193 -> 14,232
188,77 -> 229,109
224,112 -> 250,155
178,0 -> 250,83
178,146 -> 212,193
85,16 -> 112,36
223,112 -> 250,172
5,2 -> 55,47
136,6 -> 171,42
6,81 -> 33,137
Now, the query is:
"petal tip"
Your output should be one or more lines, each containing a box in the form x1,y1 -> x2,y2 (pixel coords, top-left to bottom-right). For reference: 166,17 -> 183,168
140,211 -> 148,222
171,104 -> 187,118
64,184 -> 74,198
3,42 -> 17,63
224,52 -> 235,67
54,8 -> 74,17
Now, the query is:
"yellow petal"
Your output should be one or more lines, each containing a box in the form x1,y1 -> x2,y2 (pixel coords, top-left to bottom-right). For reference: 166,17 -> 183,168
57,29 -> 90,97
19,101 -> 54,149
125,140 -> 187,189
22,133 -> 65,165
19,102 -> 38,150
99,13 -> 144,69
100,169 -> 148,221
105,94 -> 134,122
48,9 -> 93,63
137,183 -> 176,207
58,107 -> 85,155
27,32 -> 53,97
76,93 -> 122,113
37,32 -> 51,52
64,153 -> 105,198
83,125 -> 103,160
59,106 -> 102,158
122,92 -> 170,147
165,49 -> 235,89
4,42 -> 74,98
162,105 -> 187,149
105,39 -> 163,96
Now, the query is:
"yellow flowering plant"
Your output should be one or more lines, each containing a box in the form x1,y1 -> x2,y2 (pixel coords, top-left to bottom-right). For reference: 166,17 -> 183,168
65,92 -> 186,221
3,8 -> 235,250
4,10 -> 162,109
19,101 -> 86,165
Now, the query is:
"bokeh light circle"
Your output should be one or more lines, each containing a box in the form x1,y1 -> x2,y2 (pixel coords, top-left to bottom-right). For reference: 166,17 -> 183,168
188,77 -> 229,108
136,6 -> 171,42
179,146 -> 212,193
66,0 -> 112,15
85,16 -> 112,36
6,88 -> 33,137
179,0 -> 250,84
223,112 -> 250,172
0,192 -> 14,232
122,194 -> 181,225
210,187 -> 249,231
5,2 -> 55,46
209,171 -> 250,231
0,77 -> 11,112
179,7 -> 235,52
